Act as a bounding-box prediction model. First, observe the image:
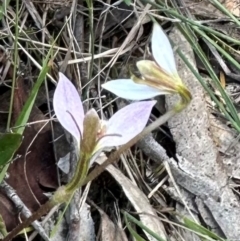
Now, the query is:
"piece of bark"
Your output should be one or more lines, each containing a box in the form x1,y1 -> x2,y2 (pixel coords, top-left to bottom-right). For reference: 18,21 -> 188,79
137,134 -> 169,163
165,27 -> 240,240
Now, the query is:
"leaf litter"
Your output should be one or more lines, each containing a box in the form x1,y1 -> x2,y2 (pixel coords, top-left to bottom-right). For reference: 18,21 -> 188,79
1,1 -> 240,241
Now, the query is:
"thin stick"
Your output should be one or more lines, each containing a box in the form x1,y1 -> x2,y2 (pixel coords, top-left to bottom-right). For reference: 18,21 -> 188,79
0,181 -> 49,241
2,201 -> 54,241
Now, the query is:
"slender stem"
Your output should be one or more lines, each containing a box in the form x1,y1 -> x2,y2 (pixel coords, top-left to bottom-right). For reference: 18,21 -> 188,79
86,0 -> 94,80
65,152 -> 89,192
7,0 -> 19,130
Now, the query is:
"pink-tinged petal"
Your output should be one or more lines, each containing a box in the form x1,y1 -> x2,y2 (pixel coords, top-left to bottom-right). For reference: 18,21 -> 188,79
98,100 -> 156,148
53,73 -> 84,144
151,22 -> 177,75
102,79 -> 167,100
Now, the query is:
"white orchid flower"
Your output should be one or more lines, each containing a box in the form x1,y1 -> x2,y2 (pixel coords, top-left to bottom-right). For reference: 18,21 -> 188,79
102,22 -> 191,107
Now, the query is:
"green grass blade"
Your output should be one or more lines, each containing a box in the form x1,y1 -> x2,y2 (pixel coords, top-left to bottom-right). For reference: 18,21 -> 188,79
12,13 -> 69,134
209,0 -> 240,27
14,59 -> 50,134
176,46 -> 240,132
0,133 -> 22,167
123,212 -> 166,241
7,0 -> 19,131
124,212 -> 147,241
143,0 -> 240,45
123,0 -> 132,5
193,26 -> 240,72
174,24 -> 240,129
183,216 -> 227,241
0,0 -> 10,21
0,214 -> 8,237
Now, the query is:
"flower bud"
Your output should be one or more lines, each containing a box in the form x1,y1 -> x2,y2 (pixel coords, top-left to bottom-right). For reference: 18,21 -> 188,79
81,109 -> 100,155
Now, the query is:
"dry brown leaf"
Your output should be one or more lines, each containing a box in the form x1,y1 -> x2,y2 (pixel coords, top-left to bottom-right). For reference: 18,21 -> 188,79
0,55 -> 58,231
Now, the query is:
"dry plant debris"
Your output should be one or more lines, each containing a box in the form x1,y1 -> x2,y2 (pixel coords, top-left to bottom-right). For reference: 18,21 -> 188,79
1,0 -> 240,241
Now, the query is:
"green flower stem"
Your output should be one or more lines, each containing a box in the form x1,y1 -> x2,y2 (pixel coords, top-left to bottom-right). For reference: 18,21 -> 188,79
65,109 -> 100,192
65,152 -> 91,192
175,85 -> 192,112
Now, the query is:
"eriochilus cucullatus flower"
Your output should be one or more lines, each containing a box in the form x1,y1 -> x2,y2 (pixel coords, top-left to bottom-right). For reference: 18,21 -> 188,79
102,22 -> 192,112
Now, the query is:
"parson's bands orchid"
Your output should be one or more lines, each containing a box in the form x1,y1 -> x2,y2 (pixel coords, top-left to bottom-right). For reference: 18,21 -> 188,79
53,73 -> 156,158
